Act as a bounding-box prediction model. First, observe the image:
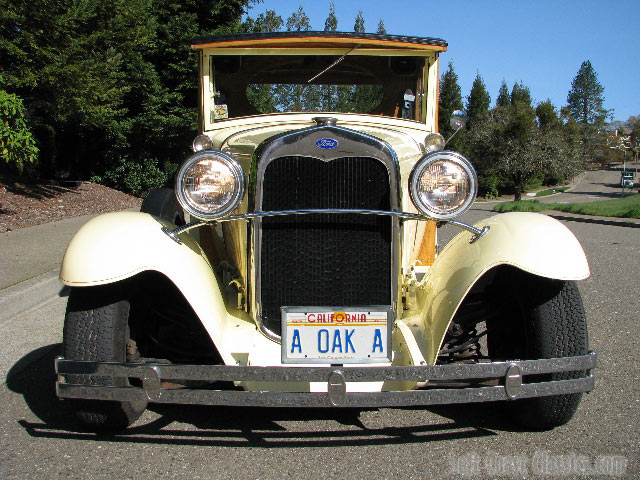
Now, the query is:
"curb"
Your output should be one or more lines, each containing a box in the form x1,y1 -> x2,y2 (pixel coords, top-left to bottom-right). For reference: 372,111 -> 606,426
0,270 -> 66,325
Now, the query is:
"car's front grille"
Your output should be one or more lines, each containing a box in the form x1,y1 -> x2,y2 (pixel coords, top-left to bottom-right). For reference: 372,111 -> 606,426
259,156 -> 392,336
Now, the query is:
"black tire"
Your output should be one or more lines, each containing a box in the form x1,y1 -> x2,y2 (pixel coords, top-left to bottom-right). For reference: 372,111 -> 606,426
488,271 -> 588,429
140,187 -> 185,225
63,285 -> 146,431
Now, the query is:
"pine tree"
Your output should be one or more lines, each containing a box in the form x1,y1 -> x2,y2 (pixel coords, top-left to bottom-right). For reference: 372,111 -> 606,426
536,100 -> 560,131
496,80 -> 510,108
376,19 -> 386,34
244,9 -> 283,32
286,5 -> 311,31
324,2 -> 337,32
566,60 -> 609,164
567,61 -> 607,126
466,73 -> 490,126
0,0 -> 257,186
510,82 -> 532,107
438,61 -> 463,139
354,11 -> 365,33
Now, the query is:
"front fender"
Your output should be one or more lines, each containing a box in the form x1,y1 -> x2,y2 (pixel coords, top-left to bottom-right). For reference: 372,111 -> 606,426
415,212 -> 589,364
61,211 -> 213,286
60,211 -> 265,366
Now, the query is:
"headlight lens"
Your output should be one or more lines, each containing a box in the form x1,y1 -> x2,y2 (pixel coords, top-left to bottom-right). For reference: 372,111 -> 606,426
192,134 -> 213,152
175,151 -> 244,220
424,132 -> 445,153
409,151 -> 477,220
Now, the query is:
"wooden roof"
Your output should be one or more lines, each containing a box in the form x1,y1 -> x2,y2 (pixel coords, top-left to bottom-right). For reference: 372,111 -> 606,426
191,31 -> 447,52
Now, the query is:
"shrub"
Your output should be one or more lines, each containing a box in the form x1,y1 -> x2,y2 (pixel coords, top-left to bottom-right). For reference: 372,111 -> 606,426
0,90 -> 38,172
478,174 -> 501,199
92,158 -> 168,197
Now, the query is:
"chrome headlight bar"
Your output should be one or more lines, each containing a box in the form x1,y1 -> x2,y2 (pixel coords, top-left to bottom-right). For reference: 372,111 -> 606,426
162,208 -> 490,245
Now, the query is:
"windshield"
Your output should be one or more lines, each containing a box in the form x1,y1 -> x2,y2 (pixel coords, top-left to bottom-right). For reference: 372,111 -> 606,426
209,54 -> 424,121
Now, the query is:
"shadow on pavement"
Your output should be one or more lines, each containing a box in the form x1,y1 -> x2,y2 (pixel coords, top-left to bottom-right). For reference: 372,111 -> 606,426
6,345 -> 539,447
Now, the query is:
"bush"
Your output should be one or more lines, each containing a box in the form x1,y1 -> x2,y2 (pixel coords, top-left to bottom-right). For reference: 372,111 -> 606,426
523,173 -> 544,192
92,158 -> 169,197
478,174 -> 501,199
0,90 -> 38,172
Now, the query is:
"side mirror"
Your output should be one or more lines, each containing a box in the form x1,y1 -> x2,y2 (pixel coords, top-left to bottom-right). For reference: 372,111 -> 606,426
450,110 -> 467,130
444,110 -> 467,147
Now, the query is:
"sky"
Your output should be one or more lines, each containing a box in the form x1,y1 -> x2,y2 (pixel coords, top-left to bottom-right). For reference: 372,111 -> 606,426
243,0 -> 640,123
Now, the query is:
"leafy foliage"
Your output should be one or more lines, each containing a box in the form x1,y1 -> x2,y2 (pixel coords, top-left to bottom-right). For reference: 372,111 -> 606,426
244,9 -> 283,32
91,158 -> 170,198
0,0 -> 256,193
0,90 -> 38,172
468,83 -> 581,201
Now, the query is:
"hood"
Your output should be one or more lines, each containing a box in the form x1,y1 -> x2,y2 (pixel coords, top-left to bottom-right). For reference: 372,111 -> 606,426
206,113 -> 431,177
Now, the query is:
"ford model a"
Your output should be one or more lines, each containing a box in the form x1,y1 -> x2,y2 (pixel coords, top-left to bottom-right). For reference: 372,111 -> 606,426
55,32 -> 596,431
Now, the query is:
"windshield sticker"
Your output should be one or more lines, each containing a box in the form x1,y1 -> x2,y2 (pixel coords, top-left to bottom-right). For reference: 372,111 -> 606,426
316,138 -> 339,149
214,104 -> 228,120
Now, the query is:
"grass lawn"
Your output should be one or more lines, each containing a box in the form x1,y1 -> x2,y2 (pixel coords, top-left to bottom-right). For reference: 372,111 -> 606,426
534,186 -> 569,197
494,193 -> 640,218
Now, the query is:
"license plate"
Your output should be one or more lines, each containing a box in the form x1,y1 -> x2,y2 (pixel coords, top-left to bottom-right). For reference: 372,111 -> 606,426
281,306 -> 393,364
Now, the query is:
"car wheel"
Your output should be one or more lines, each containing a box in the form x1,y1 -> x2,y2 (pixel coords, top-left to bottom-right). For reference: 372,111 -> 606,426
140,187 -> 185,225
488,271 -> 588,429
63,285 -> 146,431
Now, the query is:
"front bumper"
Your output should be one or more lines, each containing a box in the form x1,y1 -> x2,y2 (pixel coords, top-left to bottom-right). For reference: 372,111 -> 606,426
55,351 -> 597,408
55,351 -> 596,408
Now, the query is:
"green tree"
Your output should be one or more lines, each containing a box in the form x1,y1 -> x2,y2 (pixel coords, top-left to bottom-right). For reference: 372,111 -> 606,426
0,90 -> 38,172
438,61 -> 463,139
0,0 -> 256,191
536,100 -> 561,131
376,19 -> 387,34
469,84 -> 581,201
244,9 -> 283,32
496,80 -> 510,108
566,60 -> 609,164
466,72 -> 490,126
286,5 -> 311,31
354,11 -> 365,33
510,82 -> 532,107
324,2 -> 337,32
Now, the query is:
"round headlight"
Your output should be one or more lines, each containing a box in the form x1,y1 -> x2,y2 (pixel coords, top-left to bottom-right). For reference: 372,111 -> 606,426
409,151 -> 477,220
424,132 -> 445,153
192,134 -> 213,152
175,151 -> 245,220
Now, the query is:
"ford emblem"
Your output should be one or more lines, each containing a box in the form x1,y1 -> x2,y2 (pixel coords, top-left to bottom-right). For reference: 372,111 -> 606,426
315,138 -> 339,149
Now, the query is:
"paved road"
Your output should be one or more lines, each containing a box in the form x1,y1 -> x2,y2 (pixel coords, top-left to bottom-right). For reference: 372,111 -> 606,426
1,188 -> 639,478
535,164 -> 638,204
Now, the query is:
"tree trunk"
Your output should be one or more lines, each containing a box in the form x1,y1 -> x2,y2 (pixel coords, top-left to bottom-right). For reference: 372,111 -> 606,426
514,184 -> 523,202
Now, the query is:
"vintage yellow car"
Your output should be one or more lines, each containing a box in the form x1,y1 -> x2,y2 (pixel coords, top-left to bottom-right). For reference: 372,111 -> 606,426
55,32 -> 596,431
